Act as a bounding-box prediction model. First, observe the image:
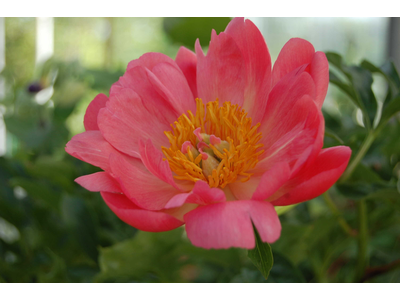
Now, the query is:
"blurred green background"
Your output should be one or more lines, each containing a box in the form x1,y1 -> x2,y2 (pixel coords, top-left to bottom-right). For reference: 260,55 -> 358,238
0,17 -> 399,283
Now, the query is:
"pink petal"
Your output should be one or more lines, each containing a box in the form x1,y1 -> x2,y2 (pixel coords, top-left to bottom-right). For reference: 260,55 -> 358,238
109,153 -> 180,211
98,88 -> 171,158
175,46 -> 198,98
65,131 -> 120,172
84,93 -> 109,131
147,62 -> 196,114
252,162 -> 291,201
271,38 -> 315,88
195,31 -> 245,106
184,200 -> 281,249
75,172 -> 122,193
225,17 -> 272,123
127,52 -> 178,71
139,139 -> 182,190
228,175 -> 261,200
256,71 -> 321,174
190,180 -> 226,205
111,66 -> 179,123
164,180 -> 226,209
309,51 -> 329,109
271,146 -> 352,206
260,71 -> 316,142
101,192 -> 183,232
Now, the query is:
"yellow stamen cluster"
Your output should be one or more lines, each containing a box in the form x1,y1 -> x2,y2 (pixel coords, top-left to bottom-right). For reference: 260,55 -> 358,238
161,98 -> 264,188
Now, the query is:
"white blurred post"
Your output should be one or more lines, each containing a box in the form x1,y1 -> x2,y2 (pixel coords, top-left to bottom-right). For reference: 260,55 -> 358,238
389,17 -> 400,70
0,17 -> 6,156
35,17 -> 54,66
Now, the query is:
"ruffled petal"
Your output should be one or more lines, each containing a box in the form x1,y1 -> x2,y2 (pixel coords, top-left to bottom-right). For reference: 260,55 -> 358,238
175,46 -> 198,98
184,200 -> 281,249
65,130 -> 119,172
195,30 -> 246,106
225,17 -> 272,123
75,172 -> 122,193
270,146 -> 352,206
84,93 -> 109,131
109,153 -> 180,211
271,38 -> 315,87
101,192 -> 183,232
98,88 -> 170,158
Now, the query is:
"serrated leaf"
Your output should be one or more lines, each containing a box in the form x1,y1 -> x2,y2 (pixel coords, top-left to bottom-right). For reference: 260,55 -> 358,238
247,227 -> 274,280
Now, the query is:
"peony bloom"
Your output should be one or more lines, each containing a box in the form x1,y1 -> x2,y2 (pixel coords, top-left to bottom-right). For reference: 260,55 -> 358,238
66,17 -> 351,249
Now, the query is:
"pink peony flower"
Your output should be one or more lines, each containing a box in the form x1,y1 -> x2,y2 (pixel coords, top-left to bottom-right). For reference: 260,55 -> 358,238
66,17 -> 351,249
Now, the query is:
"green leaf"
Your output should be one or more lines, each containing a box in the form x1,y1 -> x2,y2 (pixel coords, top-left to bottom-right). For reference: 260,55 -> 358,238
380,94 -> 400,125
247,227 -> 274,280
360,60 -> 400,117
346,66 -> 377,129
380,60 -> 400,93
326,52 -> 378,130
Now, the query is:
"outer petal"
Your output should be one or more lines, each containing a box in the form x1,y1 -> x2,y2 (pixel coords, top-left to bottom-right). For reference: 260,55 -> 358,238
271,38 -> 315,87
65,131 -> 120,172
270,146 -> 351,206
98,88 -> 170,158
184,200 -> 281,249
101,192 -> 183,232
309,51 -> 329,109
84,93 -> 109,131
195,30 -> 246,106
109,153 -> 180,211
225,17 -> 272,123
75,172 -> 122,193
175,46 -> 198,98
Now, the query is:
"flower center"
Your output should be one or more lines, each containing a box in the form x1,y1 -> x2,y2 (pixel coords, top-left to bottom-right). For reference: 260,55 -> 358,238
162,99 -> 264,188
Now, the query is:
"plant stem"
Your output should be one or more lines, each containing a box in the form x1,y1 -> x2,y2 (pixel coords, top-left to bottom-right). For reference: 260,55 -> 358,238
322,192 -> 356,237
339,131 -> 376,183
354,199 -> 368,282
